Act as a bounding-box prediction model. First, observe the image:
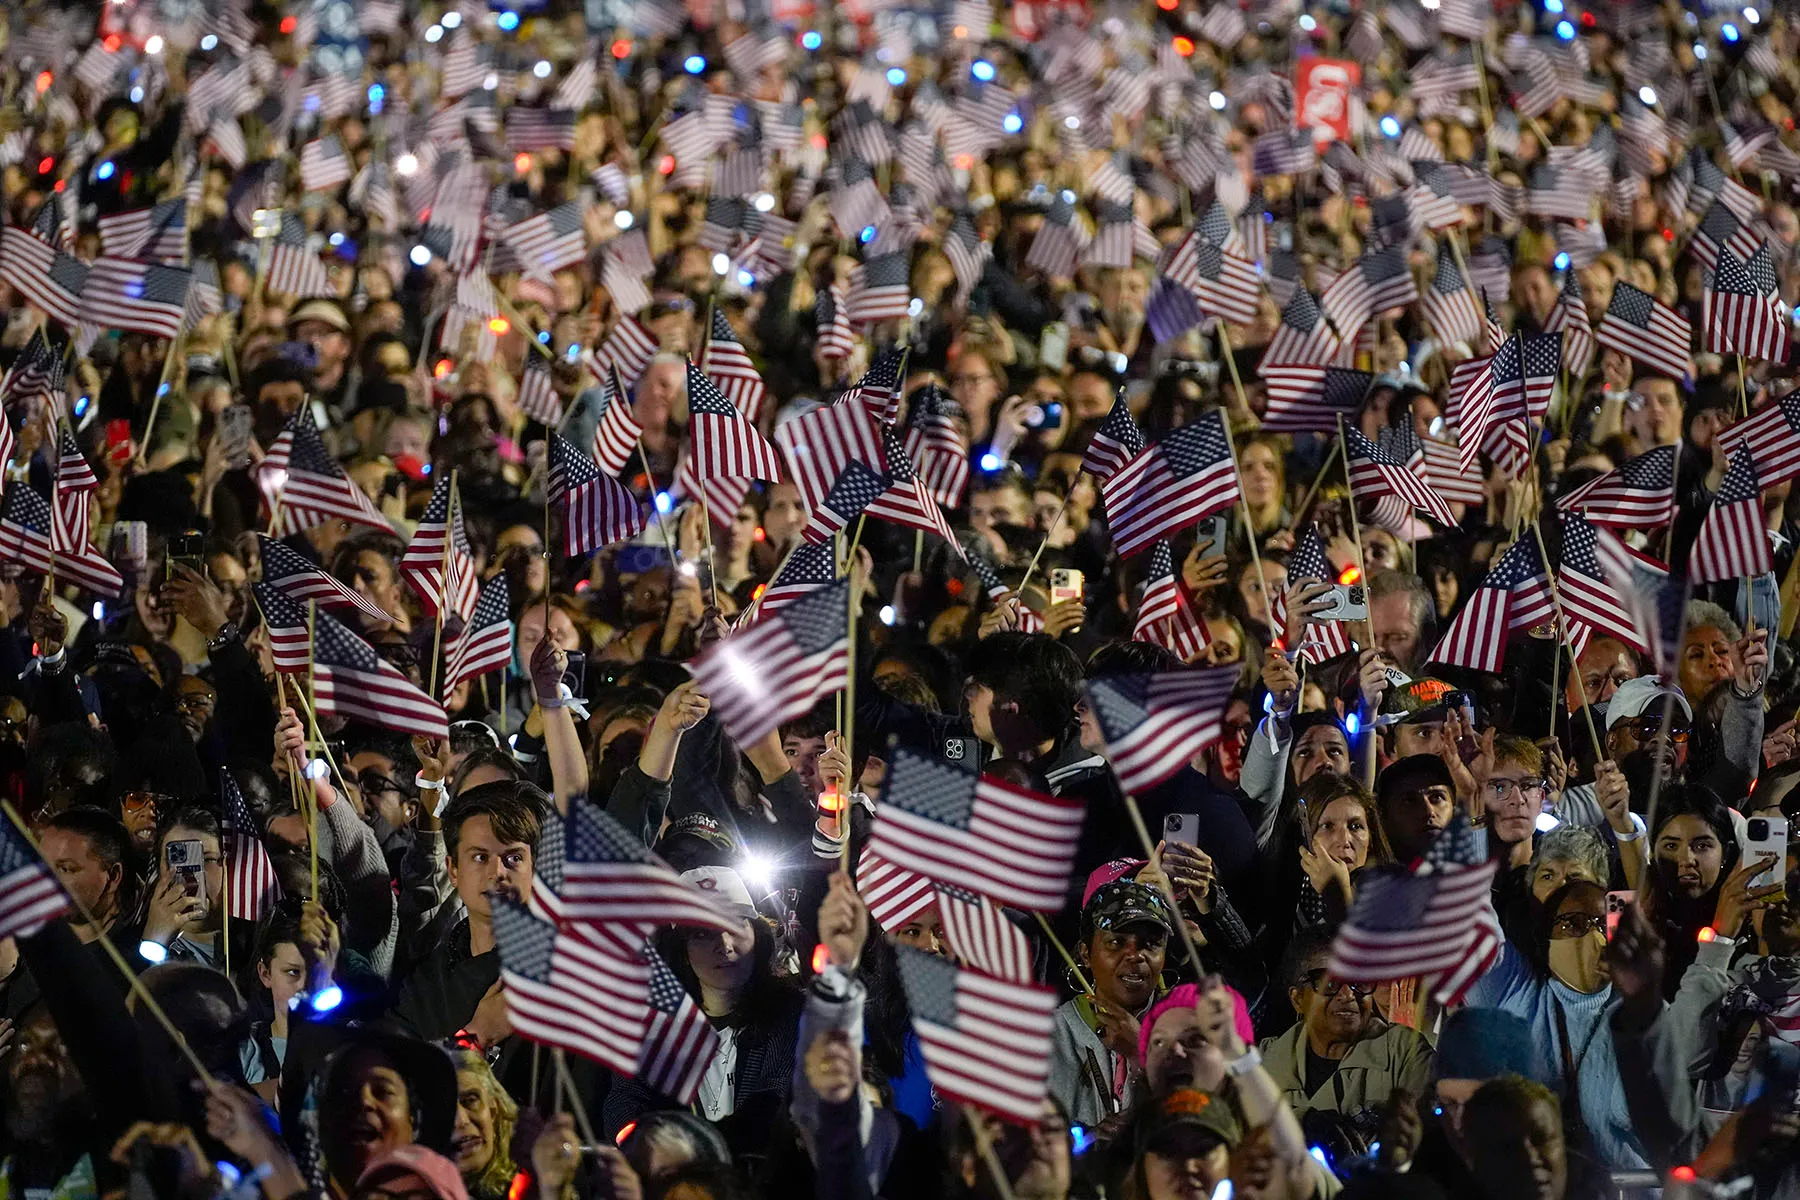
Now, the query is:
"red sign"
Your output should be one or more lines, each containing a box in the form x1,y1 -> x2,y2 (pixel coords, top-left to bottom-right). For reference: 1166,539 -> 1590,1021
1294,58 -> 1361,146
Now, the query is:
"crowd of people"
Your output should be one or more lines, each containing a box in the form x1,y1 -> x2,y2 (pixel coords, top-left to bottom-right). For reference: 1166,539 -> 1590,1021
1,0 -> 1800,1198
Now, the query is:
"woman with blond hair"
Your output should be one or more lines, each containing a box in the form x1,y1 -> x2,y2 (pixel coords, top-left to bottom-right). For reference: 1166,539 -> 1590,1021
448,1048 -> 520,1200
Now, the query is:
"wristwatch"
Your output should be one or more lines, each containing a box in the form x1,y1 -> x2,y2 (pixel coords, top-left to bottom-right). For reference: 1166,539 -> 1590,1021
208,621 -> 240,652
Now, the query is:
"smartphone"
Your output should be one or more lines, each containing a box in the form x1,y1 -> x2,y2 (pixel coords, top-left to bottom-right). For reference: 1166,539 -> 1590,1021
1023,401 -> 1063,430
1040,321 -> 1070,371
1196,515 -> 1229,560
104,418 -> 132,465
1050,568 -> 1084,606
1606,890 -> 1633,940
166,838 -> 209,919
561,650 -> 586,699
1163,812 -> 1200,848
218,404 -> 254,470
1746,817 -> 1790,894
167,531 -> 206,580
1309,583 -> 1369,622
251,208 -> 282,239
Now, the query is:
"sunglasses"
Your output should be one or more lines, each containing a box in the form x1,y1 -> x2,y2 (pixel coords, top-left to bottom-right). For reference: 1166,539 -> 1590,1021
1624,718 -> 1690,743
122,791 -> 170,813
1301,969 -> 1375,998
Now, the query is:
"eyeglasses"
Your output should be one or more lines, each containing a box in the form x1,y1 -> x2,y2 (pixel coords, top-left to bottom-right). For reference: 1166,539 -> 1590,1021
1549,911 -> 1609,939
122,791 -> 169,813
357,771 -> 404,798
1624,718 -> 1689,743
1301,969 -> 1375,998
1482,777 -> 1549,806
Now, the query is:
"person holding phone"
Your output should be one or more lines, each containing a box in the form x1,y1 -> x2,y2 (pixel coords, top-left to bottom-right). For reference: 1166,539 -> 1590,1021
139,806 -> 235,968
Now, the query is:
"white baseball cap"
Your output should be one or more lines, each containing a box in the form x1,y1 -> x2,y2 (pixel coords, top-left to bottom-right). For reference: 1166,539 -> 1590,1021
1603,675 -> 1693,731
680,865 -> 759,919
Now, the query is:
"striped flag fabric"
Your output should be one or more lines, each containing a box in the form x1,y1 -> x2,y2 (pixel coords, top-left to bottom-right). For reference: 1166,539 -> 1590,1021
1490,331 -> 1562,428
397,475 -> 479,622
266,214 -> 334,299
547,433 -> 645,555
775,398 -> 887,513
51,430 -> 123,598
258,535 -> 395,625
1557,511 -> 1647,652
1691,446 -> 1772,583
934,884 -> 1033,983
267,412 -> 392,537
561,802 -> 743,934
1024,192 -> 1086,278
299,136 -> 352,192
1269,525 -> 1353,664
0,817 -> 70,940
444,574 -> 512,693
491,896 -> 648,1079
1420,432 -> 1487,507
638,947 -> 720,1103
1328,815 -> 1499,1006
1083,666 -> 1243,793
943,211 -> 993,302
601,316 -> 659,388
1260,366 -> 1375,433
846,252 -> 913,324
1166,232 -> 1260,326
222,770 -> 279,921
894,945 -> 1057,1123
1426,538 -> 1555,673
700,309 -> 767,424
1102,413 -> 1243,558
869,747 -> 1083,912
757,540 -> 839,615
79,258 -> 191,340
1545,270 -> 1595,378
1133,541 -> 1210,662
1262,288 -> 1341,368
517,356 -> 563,427
801,461 -> 888,545
1320,245 -> 1417,335
591,364 -> 643,477
255,583 -> 449,739
1,331 -> 64,416
0,225 -> 86,327
1526,163 -> 1592,221
1420,243 -> 1481,346
1344,427 -> 1457,525
1596,281 -> 1692,381
1704,248 -> 1791,363
865,430 -> 960,548
1081,393 -> 1145,481
0,486 -> 53,575
505,201 -> 589,277
1690,200 -> 1764,273
506,108 -> 577,153
689,578 -> 850,745
97,199 -> 189,261
856,847 -> 937,933
685,360 -> 783,483
902,383 -> 971,508
1557,444 -> 1677,529
841,348 -> 908,426
1719,389 -> 1800,486
815,282 -> 856,361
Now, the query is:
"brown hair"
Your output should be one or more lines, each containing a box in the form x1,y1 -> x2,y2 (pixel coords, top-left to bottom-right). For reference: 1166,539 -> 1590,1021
1297,774 -> 1392,867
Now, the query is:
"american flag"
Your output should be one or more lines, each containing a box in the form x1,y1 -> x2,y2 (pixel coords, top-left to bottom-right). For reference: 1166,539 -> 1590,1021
1081,393 -> 1145,481
1719,389 -> 1800,487
259,534 -> 395,626
0,224 -> 86,327
299,136 -> 352,192
517,356 -> 563,428
1690,201 -> 1764,274
1321,245 -> 1417,335
1490,331 -> 1562,428
1596,281 -> 1691,381
775,397 -> 887,513
802,459 -> 889,544
79,258 -> 191,340
51,430 -> 123,598
1421,433 -> 1486,506
255,583 -> 449,739
1260,367 -> 1375,434
1251,129 -> 1317,177
1691,446 -> 1772,583
491,896 -> 649,1079
1545,270 -> 1596,378
1024,192 -> 1086,278
505,201 -> 589,277
222,769 -> 279,921
1427,538 -> 1555,673
1102,412 -> 1242,558
1270,525 -> 1354,664
547,433 -> 644,555
857,847 -> 937,932
689,578 -> 849,745
592,364 -> 643,477
444,574 -> 512,694
934,884 -> 1033,983
1133,541 -> 1210,662
638,947 -> 720,1103
97,199 -> 189,262
506,108 -> 577,153
1526,163 -> 1592,221
0,817 -> 70,941
943,211 -> 993,302
561,802 -> 742,933
815,282 -> 856,361
902,383 -> 970,508
1328,815 -> 1500,1006
894,944 -> 1057,1123
700,310 -> 767,424
267,412 -> 392,538
265,214 -> 333,299
1344,427 -> 1457,525
841,348 -> 909,426
1262,288 -> 1341,368
869,747 -> 1083,912
397,475 -> 479,622
1557,511 -> 1647,652
1704,249 -> 1791,363
685,360 -> 783,483
1421,243 -> 1481,347
0,485 -> 52,575
864,430 -> 959,548
846,252 -> 913,324
1557,444 -> 1677,529
758,540 -> 839,615
1083,666 -> 1243,793
1165,232 -> 1260,326
1,331 -> 64,417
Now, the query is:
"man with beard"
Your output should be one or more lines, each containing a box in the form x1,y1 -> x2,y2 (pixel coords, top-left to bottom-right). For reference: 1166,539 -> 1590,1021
0,1003 -> 95,1200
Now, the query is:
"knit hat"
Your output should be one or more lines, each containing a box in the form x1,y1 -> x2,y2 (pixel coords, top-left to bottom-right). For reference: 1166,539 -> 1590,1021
1137,983 -> 1256,1066
356,1146 -> 468,1200
1434,1007 -> 1535,1081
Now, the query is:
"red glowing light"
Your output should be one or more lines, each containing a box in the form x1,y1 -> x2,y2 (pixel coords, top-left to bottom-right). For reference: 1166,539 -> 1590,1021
433,359 -> 453,379
1339,565 -> 1361,585
35,72 -> 52,93
103,35 -> 121,51
37,157 -> 54,175
1661,227 -> 1674,242
1157,0 -> 1178,9
1173,35 -> 1195,55
753,525 -> 766,542
513,152 -> 531,174
1580,10 -> 1595,24
657,154 -> 675,175
279,16 -> 297,33
611,39 -> 632,59
818,790 -> 846,814
1697,926 -> 1717,943
1671,1167 -> 1697,1183
615,1121 -> 637,1145
810,943 -> 831,973
954,153 -> 974,169
751,583 -> 767,602
52,180 -> 64,193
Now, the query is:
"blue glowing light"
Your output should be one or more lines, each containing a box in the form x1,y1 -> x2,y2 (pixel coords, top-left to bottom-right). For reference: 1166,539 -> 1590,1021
368,83 -> 384,114
655,492 -> 673,514
980,453 -> 1002,471
497,10 -> 520,30
1544,0 -> 1562,11
1345,712 -> 1361,736
1723,22 -> 1740,40
801,30 -> 822,50
1554,252 -> 1571,270
1002,111 -> 1023,133
972,59 -> 995,81
859,225 -> 877,244
1379,115 -> 1401,138
886,67 -> 906,85
309,985 -> 344,1013
736,269 -> 755,287
684,55 -> 707,74
73,395 -> 89,417
1555,19 -> 1575,38
96,160 -> 115,181
538,330 -> 552,344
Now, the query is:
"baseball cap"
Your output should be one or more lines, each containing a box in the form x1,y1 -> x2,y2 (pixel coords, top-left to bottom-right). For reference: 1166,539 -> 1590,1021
681,865 -> 759,919
663,812 -> 735,851
1080,880 -> 1173,940
1604,675 -> 1691,731
1082,858 -> 1147,907
1136,1089 -> 1241,1158
288,298 -> 351,334
1376,677 -> 1469,727
1376,754 -> 1456,805
356,1146 -> 469,1200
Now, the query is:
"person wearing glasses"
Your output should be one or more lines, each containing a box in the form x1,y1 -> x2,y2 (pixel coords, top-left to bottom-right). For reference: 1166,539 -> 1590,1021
1257,929 -> 1433,1122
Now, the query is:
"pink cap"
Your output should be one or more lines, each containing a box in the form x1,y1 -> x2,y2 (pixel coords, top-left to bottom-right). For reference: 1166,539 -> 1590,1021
1083,858 -> 1147,908
1137,983 -> 1256,1066
356,1145 -> 469,1200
